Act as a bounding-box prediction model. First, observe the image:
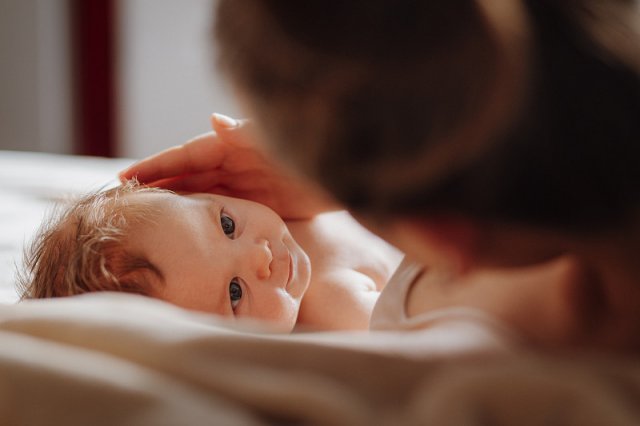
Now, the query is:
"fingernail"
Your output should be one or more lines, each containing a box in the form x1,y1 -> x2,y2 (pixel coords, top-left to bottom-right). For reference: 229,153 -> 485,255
212,113 -> 238,129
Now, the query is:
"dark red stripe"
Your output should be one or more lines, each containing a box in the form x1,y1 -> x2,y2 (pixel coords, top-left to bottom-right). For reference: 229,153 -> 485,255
71,0 -> 116,157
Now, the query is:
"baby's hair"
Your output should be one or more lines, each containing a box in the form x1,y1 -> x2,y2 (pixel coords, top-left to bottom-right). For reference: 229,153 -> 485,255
18,180 -> 170,300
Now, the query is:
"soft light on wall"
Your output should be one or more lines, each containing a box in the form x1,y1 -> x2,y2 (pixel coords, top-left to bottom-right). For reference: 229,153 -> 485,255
116,0 -> 240,159
0,0 -> 239,159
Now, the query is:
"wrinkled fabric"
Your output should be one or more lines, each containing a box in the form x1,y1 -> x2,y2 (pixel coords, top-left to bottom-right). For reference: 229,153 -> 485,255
1,293 -> 640,425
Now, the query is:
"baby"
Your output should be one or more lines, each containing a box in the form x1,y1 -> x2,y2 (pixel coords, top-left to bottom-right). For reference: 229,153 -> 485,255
19,181 -> 402,332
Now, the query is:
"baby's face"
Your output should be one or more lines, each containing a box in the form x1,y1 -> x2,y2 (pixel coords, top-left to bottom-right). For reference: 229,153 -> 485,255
125,192 -> 311,332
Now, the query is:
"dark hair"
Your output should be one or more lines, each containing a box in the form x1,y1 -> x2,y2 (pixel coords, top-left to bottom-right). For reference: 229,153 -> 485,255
215,0 -> 640,232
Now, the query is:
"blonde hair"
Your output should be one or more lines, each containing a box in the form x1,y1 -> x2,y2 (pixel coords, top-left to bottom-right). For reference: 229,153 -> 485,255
18,181 -> 170,300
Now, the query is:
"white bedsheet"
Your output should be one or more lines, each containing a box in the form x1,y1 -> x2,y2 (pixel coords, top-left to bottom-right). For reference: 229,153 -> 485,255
2,151 -> 640,425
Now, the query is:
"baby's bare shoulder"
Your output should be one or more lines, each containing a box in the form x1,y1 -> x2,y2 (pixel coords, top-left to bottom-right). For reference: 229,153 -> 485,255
288,211 -> 402,288
298,269 -> 380,330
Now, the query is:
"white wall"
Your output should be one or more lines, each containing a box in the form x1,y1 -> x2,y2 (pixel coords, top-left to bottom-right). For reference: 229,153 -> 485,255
116,0 -> 240,159
0,0 -> 73,154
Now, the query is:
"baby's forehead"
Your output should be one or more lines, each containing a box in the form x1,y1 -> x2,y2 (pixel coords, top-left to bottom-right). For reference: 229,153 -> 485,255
120,190 -> 178,208
110,191 -> 178,223
118,191 -> 218,221
121,191 -> 275,220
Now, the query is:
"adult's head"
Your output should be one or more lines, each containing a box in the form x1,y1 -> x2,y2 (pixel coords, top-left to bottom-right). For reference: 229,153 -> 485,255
214,0 -> 640,350
215,0 -> 639,238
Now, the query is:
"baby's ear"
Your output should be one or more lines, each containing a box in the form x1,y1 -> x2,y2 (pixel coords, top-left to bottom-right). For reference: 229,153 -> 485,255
388,215 -> 481,273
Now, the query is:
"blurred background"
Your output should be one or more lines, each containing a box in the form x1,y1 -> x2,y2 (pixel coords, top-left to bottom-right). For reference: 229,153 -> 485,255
0,0 -> 239,159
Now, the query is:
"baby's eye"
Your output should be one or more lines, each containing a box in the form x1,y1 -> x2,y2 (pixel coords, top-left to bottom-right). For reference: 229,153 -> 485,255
229,278 -> 243,311
221,213 -> 235,238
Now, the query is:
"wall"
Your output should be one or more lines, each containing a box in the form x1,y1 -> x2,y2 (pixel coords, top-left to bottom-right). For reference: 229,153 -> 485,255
116,0 -> 240,159
0,0 -> 73,154
0,0 -> 238,159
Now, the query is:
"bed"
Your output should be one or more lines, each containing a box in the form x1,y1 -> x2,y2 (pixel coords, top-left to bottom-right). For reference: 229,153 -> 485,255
1,150 -> 639,425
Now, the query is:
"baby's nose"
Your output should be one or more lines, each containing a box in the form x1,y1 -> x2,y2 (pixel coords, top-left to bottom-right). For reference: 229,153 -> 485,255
252,239 -> 272,280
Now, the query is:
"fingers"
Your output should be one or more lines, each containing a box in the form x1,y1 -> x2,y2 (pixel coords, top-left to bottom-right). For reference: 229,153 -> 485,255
120,114 -> 253,184
147,170 -> 227,193
119,131 -> 224,184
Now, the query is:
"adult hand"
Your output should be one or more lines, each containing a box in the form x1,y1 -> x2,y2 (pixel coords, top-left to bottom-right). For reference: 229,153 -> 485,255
119,114 -> 337,220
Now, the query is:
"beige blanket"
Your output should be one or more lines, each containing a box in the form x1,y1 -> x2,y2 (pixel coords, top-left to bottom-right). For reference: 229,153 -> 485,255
2,293 -> 640,425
